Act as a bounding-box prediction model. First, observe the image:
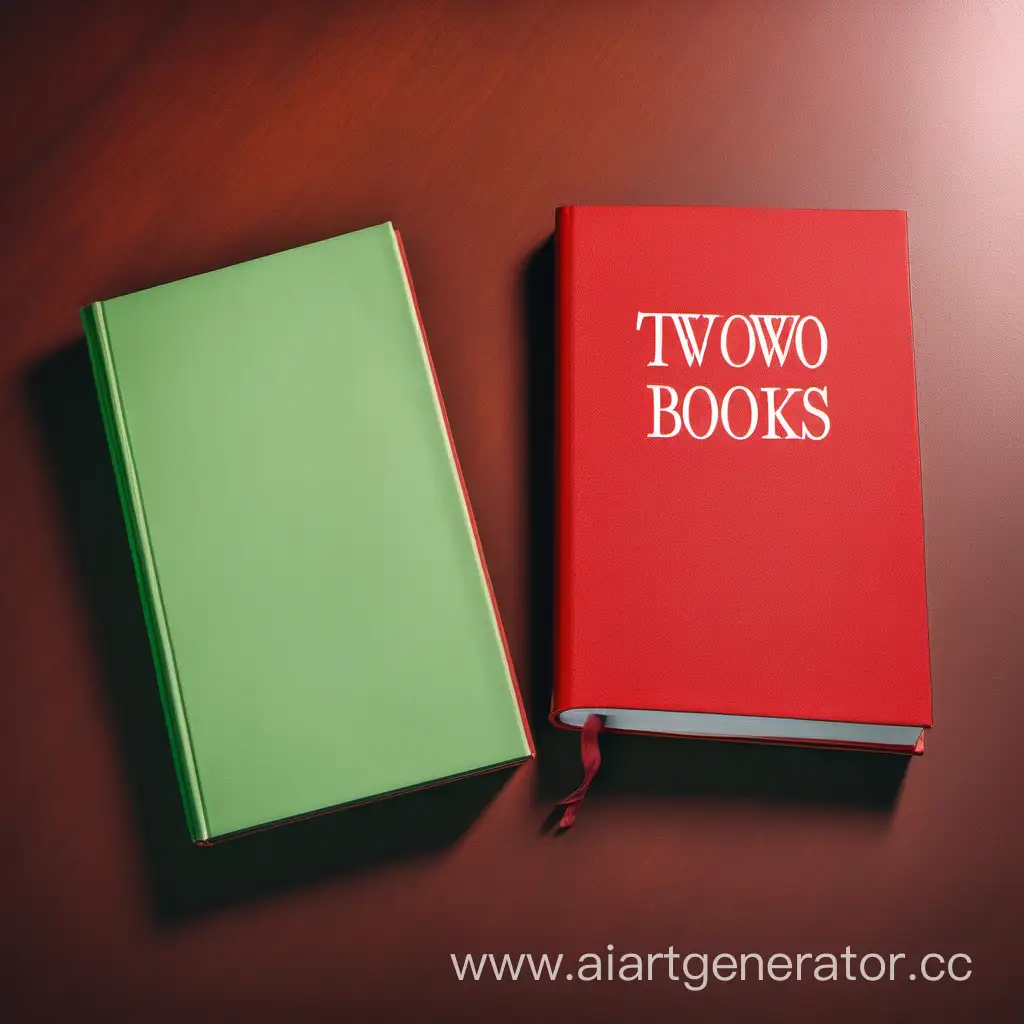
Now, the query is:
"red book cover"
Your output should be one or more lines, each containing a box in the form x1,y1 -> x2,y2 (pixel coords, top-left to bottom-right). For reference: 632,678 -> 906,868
552,205 -> 932,753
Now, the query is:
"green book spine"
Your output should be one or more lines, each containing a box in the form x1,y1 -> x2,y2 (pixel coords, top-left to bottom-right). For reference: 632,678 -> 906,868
82,302 -> 209,841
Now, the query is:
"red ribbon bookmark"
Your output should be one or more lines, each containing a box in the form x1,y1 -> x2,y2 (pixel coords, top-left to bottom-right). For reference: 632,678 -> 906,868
556,713 -> 603,829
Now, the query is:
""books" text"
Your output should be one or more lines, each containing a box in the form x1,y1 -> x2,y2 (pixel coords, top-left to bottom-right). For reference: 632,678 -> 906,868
637,313 -> 831,440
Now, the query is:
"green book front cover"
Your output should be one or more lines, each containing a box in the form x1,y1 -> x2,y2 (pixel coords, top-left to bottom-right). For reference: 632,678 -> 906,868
82,223 -> 532,843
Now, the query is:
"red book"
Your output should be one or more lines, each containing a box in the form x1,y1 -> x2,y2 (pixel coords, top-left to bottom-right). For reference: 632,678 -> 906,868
552,205 -> 932,756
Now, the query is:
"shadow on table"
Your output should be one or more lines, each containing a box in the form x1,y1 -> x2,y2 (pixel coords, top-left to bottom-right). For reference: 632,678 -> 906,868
519,236 -> 910,831
25,341 -> 512,927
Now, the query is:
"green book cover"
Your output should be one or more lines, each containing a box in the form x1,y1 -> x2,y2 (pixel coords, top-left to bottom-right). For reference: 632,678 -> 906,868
81,223 -> 533,843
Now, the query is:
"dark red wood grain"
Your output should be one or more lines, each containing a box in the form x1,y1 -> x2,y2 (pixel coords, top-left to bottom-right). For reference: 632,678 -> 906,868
2,2 -> 1022,1020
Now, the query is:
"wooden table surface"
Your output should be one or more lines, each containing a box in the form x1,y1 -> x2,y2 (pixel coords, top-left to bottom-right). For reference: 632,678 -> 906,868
2,2 -> 1022,1020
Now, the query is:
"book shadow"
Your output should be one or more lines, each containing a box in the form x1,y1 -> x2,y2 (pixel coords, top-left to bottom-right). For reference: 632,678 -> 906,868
25,341 -> 514,927
520,237 -> 910,828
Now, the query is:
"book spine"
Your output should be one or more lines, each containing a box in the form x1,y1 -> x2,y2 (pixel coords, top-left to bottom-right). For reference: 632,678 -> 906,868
81,303 -> 210,842
551,206 -> 577,728
902,213 -> 935,730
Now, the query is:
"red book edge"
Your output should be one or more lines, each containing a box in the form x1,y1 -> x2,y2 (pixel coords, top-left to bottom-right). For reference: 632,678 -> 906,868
552,205 -> 576,731
545,716 -> 926,757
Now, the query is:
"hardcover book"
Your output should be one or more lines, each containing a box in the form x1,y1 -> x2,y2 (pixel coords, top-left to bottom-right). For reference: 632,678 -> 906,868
552,205 -> 932,755
83,223 -> 533,843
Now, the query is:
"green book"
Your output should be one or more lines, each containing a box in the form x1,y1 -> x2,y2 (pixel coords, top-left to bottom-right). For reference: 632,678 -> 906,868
82,223 -> 533,843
